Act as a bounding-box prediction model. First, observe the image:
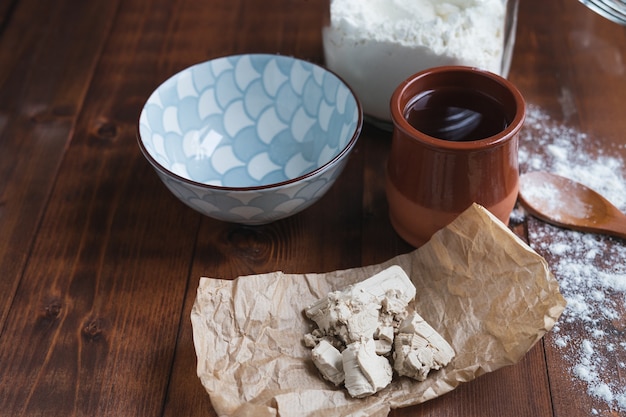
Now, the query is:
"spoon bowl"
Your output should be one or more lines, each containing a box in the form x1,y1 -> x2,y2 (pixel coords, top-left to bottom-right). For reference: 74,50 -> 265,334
518,171 -> 626,239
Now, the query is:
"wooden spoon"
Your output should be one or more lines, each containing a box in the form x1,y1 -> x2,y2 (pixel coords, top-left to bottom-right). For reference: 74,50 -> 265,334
518,171 -> 626,239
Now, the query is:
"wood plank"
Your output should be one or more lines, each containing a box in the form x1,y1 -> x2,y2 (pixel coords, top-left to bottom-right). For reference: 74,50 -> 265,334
0,0 -> 197,415
513,1 -> 626,416
0,0 -> 17,33
359,124 -> 415,266
0,0 -> 120,329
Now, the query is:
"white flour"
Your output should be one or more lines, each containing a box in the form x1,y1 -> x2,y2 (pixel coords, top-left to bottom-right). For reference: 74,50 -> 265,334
517,104 -> 626,414
323,0 -> 507,121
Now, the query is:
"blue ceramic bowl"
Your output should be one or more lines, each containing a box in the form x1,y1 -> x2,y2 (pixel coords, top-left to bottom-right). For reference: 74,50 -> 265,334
137,54 -> 362,225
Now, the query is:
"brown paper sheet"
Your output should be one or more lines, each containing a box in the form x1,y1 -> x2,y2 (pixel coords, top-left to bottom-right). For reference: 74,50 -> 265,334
191,204 -> 566,417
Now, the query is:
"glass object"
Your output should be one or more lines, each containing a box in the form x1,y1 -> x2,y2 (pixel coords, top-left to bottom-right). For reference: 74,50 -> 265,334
579,0 -> 626,25
323,0 -> 520,127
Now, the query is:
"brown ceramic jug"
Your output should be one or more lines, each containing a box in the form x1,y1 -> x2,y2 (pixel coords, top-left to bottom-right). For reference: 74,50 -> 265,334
386,66 -> 526,247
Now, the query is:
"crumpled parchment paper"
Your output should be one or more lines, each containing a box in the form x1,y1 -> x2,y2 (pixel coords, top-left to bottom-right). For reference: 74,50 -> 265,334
191,204 -> 566,417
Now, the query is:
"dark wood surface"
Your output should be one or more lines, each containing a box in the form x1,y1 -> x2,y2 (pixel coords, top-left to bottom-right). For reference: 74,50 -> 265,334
1,0 -> 625,416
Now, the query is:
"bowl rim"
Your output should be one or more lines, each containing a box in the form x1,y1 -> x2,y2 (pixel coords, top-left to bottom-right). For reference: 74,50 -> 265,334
136,53 -> 363,192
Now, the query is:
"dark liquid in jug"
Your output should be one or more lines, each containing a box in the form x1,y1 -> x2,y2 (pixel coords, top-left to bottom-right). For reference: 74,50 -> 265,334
404,87 -> 510,142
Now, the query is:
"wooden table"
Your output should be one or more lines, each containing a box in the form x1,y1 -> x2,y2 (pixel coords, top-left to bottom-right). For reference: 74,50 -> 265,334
1,0 -> 625,416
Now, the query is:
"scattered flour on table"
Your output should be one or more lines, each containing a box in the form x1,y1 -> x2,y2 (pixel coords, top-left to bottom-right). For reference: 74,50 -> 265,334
516,104 -> 626,414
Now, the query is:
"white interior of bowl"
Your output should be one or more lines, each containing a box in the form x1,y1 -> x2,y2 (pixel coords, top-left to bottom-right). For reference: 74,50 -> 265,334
138,54 -> 361,188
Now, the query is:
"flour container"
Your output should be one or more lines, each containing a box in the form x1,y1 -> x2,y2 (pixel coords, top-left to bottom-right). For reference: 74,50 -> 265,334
322,0 -> 520,126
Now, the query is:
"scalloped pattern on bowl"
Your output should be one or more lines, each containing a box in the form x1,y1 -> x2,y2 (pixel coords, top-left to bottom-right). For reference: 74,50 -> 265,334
137,54 -> 362,224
